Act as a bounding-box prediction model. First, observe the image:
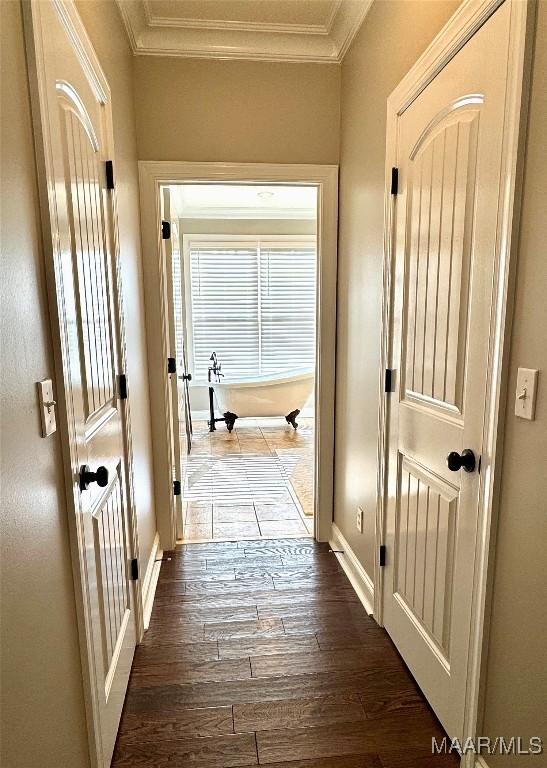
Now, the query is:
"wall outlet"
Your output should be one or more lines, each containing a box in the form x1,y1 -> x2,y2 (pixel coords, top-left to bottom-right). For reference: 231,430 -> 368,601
356,506 -> 364,534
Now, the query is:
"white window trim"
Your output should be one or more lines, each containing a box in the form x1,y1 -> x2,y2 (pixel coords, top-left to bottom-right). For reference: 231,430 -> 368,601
181,233 -> 317,385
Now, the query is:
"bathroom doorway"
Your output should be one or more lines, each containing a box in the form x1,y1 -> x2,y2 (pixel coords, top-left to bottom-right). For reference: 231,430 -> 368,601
139,161 -> 337,548
165,183 -> 317,542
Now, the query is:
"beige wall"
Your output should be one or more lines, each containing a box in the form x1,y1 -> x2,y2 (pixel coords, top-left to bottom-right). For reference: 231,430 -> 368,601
133,56 -> 340,164
482,4 -> 547,761
0,2 -> 89,766
1,2 -> 157,766
76,0 -> 157,573
334,0 -> 459,579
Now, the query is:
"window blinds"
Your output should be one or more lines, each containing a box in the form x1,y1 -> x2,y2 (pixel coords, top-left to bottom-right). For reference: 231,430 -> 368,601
259,246 -> 316,375
188,240 -> 316,381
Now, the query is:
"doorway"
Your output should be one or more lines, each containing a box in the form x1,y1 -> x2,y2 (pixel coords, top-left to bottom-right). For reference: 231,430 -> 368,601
139,162 -> 338,550
164,184 -> 318,542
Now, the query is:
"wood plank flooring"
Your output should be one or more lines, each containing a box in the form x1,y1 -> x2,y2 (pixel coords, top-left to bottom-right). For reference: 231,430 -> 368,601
112,539 -> 459,767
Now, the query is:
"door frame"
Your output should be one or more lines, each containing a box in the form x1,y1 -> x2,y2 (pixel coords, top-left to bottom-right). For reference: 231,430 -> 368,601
375,0 -> 534,761
138,161 -> 338,548
23,1 -> 143,763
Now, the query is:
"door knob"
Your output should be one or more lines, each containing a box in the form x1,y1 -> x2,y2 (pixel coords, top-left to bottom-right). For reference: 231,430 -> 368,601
80,464 -> 109,490
447,449 -> 476,473
181,373 -> 192,382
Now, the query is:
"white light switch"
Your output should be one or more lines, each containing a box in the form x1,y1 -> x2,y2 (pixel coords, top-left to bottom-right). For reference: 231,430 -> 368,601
356,506 -> 364,533
37,379 -> 57,437
514,368 -> 539,420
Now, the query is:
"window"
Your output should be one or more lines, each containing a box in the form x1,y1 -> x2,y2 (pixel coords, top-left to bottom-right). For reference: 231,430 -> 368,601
184,236 -> 316,381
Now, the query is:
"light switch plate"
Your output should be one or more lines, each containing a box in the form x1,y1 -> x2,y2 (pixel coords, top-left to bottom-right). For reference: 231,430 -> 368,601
514,367 -> 539,420
37,379 -> 57,437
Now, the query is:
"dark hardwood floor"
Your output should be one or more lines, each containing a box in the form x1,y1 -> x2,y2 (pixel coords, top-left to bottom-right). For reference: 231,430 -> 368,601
113,538 -> 459,767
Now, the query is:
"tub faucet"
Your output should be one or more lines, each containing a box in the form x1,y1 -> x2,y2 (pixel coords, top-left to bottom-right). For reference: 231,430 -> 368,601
208,352 -> 224,383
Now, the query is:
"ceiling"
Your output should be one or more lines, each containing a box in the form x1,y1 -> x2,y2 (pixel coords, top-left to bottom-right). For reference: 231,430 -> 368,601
116,0 -> 372,63
170,184 -> 317,219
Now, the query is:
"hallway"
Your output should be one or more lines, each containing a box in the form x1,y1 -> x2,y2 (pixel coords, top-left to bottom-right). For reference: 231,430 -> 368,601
112,538 -> 458,767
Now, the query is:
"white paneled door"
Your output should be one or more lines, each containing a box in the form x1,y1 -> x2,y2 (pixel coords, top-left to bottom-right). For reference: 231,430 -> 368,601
383,1 -> 514,741
25,2 -> 136,765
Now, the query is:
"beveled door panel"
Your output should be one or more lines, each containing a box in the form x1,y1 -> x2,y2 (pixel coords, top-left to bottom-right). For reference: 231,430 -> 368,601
394,455 -> 458,664
92,468 -> 131,691
403,110 -> 479,415
60,99 -> 116,421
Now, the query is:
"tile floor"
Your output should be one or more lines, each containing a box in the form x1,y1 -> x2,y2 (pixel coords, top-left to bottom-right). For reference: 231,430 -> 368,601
181,418 -> 314,542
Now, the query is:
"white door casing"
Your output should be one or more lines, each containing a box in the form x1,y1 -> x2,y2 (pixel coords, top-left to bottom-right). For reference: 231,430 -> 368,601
380,0 -> 532,746
24,2 -> 139,765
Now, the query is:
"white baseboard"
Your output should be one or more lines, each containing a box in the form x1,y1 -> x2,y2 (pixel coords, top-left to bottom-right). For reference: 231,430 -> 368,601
141,532 -> 162,631
329,523 -> 374,616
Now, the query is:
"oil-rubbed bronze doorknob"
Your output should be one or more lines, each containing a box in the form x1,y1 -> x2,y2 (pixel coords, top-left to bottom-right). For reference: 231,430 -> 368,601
80,464 -> 109,490
181,373 -> 192,382
447,449 -> 476,473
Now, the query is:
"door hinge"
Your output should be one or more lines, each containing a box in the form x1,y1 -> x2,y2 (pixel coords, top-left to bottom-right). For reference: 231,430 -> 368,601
118,373 -> 128,400
167,357 -> 177,374
105,160 -> 115,190
385,368 -> 394,393
390,167 -> 399,195
130,557 -> 139,580
173,480 -> 181,496
161,220 -> 171,239
379,545 -> 387,567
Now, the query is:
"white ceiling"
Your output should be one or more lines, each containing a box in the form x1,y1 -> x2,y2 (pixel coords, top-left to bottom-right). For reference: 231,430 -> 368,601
116,0 -> 372,63
170,184 -> 317,219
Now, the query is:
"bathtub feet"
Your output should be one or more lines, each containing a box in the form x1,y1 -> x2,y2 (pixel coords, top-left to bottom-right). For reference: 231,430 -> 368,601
224,411 -> 238,433
285,409 -> 301,430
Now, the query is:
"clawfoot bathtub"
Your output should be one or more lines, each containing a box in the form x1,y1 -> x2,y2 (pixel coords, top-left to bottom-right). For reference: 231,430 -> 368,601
211,368 -> 314,431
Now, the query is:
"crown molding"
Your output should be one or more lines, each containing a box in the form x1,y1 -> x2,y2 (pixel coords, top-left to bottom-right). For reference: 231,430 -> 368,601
142,0 -> 331,36
116,0 -> 372,64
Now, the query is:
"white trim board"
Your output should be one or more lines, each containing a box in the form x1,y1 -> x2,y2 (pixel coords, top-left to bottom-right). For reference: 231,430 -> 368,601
138,162 -> 338,549
374,1 -> 534,766
141,532 -> 162,631
329,523 -> 374,616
